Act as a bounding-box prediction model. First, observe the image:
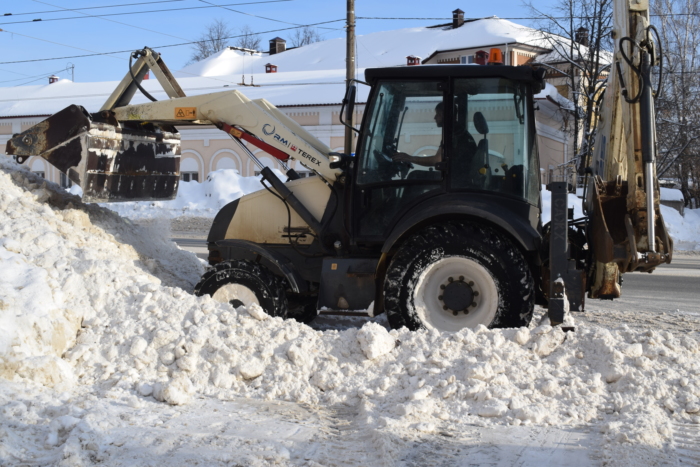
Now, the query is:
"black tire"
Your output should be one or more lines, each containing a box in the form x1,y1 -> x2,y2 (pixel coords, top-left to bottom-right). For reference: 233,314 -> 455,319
286,293 -> 319,324
384,222 -> 534,332
194,260 -> 287,318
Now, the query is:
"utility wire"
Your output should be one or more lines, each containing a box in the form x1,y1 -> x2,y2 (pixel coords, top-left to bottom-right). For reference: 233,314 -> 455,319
11,67 -> 71,86
5,1 -> 186,17
357,14 -> 700,20
0,1 -> 293,26
0,20 -> 344,65
0,66 -> 67,84
198,0 -> 299,26
198,0 -> 336,31
32,0 -> 190,42
0,67 -> 32,77
0,28 -> 128,62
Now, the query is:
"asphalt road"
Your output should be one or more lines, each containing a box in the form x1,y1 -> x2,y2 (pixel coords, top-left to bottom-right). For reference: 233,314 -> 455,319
172,235 -> 700,316
608,256 -> 700,313
172,237 -> 208,260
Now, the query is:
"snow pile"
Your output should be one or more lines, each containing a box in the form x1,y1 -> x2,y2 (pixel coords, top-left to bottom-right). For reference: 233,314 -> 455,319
541,187 -> 700,251
660,204 -> 700,251
0,158 -> 203,388
104,169 -> 266,220
1,159 -> 699,465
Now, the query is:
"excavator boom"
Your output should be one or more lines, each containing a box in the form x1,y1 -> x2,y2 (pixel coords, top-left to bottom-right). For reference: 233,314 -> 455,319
586,0 -> 672,297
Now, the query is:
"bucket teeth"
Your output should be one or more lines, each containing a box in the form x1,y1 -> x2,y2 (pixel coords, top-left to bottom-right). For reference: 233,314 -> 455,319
5,105 -> 181,202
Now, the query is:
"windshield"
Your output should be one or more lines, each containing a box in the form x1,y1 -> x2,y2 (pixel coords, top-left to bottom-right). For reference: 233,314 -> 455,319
357,80 -> 444,185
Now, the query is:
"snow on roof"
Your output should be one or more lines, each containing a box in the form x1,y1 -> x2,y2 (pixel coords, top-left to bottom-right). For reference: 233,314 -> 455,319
0,69 -> 356,118
661,187 -> 684,202
178,17 -> 548,79
535,83 -> 575,111
0,17 -> 563,118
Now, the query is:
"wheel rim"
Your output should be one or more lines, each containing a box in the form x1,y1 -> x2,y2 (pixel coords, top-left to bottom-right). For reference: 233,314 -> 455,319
413,256 -> 498,332
211,283 -> 260,309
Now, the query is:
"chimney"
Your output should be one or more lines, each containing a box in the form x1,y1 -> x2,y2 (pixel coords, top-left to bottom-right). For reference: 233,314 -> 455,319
452,9 -> 464,29
265,63 -> 278,73
575,27 -> 589,46
269,37 -> 286,55
406,55 -> 421,66
474,50 -> 488,65
48,75 -> 59,84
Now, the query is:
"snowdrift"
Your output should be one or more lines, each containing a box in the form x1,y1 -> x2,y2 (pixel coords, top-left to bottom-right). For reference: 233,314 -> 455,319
1,157 -> 699,465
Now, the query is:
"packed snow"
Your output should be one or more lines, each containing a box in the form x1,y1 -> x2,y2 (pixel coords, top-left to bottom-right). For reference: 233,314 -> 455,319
1,158 -> 699,465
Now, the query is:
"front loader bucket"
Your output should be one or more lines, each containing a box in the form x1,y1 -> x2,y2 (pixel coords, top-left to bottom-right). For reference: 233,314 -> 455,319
5,105 -> 180,202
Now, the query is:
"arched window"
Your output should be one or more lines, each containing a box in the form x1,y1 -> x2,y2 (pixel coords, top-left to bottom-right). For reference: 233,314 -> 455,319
180,157 -> 200,182
30,158 -> 46,179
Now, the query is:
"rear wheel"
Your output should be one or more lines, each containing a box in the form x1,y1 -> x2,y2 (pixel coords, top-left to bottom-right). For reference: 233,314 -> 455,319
384,222 -> 534,332
286,293 -> 318,324
194,260 -> 287,318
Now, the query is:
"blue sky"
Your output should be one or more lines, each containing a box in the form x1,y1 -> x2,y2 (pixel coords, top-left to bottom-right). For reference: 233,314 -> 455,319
0,0 -> 557,85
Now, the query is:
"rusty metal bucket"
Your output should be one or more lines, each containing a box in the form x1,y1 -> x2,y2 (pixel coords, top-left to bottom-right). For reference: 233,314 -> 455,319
5,105 -> 181,202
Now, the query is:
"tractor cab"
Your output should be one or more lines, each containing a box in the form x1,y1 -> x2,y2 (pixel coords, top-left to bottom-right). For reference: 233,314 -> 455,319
350,65 -> 545,241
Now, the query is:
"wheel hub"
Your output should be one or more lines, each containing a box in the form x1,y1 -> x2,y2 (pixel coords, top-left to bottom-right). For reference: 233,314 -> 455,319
439,276 -> 478,315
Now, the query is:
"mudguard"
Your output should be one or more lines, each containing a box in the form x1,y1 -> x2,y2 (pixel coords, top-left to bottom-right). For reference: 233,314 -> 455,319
381,194 -> 542,254
213,239 -> 308,293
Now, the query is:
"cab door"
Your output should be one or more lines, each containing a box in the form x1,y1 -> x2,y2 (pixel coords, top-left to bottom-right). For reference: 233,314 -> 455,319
352,79 -> 447,242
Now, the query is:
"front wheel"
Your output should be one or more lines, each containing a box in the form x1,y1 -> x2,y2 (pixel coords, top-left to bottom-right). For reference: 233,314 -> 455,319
384,222 -> 534,332
194,260 -> 287,318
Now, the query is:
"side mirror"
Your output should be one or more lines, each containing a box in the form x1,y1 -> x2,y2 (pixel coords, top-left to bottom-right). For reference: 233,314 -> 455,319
339,85 -> 358,133
345,85 -> 356,122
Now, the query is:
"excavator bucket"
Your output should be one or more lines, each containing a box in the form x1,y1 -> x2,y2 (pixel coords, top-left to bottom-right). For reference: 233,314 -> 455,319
5,104 -> 180,202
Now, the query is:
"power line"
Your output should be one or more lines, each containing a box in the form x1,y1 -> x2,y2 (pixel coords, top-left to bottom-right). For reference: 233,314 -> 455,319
0,67 -> 67,84
0,1 -> 293,26
356,14 -> 700,20
0,28 -> 128,62
0,19 -> 345,65
6,1 -> 186,17
32,0 -> 190,42
198,0 -> 300,26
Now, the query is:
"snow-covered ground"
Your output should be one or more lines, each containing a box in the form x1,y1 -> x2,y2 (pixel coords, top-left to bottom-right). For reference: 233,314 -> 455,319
2,158 -> 700,466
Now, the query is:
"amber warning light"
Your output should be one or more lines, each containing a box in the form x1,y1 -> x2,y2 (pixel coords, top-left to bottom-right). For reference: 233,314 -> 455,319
488,48 -> 504,65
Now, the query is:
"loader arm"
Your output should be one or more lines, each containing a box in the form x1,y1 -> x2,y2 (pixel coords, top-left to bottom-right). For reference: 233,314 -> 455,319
111,90 -> 342,182
585,0 -> 672,298
5,47 -> 342,202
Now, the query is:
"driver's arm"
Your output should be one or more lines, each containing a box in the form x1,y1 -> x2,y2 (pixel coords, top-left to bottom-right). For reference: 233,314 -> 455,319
392,145 -> 443,167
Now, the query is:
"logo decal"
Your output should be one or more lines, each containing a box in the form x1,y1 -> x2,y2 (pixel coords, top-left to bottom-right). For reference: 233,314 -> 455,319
262,124 -> 275,136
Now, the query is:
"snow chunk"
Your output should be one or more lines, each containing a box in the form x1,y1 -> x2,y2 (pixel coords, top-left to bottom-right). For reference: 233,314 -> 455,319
153,373 -> 195,405
356,322 -> 395,360
239,358 -> 265,380
129,336 -> 148,356
246,303 -> 269,321
532,328 -> 566,357
478,400 -> 509,418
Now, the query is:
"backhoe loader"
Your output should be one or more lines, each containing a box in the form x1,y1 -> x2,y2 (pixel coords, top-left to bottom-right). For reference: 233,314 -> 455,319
5,0 -> 671,332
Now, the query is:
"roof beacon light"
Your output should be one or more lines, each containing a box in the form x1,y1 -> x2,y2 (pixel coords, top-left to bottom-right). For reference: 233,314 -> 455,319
488,48 -> 503,65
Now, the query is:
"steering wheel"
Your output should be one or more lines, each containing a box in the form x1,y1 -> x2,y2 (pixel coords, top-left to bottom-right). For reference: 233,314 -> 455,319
373,149 -> 413,179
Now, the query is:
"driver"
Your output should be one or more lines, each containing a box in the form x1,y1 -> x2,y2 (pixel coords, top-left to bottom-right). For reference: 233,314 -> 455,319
391,102 -> 477,167
391,102 -> 445,167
